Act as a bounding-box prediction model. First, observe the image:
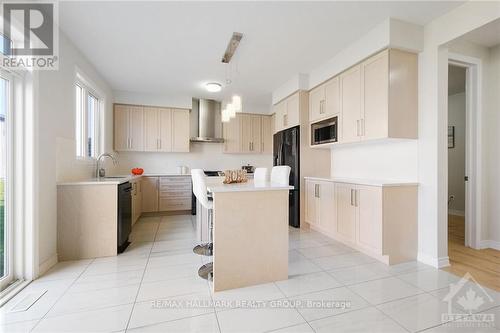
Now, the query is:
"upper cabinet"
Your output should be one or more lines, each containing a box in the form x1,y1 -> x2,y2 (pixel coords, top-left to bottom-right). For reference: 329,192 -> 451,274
114,105 -> 144,151
309,48 -> 418,146
171,109 -> 190,152
115,104 -> 190,152
273,91 -> 302,133
223,113 -> 272,154
309,76 -> 340,123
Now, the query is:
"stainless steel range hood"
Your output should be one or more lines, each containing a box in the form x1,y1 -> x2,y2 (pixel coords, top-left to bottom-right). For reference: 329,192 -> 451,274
190,98 -> 224,143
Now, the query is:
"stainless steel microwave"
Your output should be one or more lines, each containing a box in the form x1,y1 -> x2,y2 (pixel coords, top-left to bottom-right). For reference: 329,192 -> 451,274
311,116 -> 338,145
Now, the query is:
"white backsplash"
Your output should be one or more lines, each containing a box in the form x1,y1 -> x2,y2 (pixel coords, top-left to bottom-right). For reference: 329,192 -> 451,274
111,142 -> 273,175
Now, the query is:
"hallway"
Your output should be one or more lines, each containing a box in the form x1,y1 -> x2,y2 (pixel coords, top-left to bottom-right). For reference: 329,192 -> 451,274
444,214 -> 500,291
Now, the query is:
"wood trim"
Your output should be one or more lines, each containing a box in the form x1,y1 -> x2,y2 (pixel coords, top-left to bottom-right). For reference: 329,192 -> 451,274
113,102 -> 190,111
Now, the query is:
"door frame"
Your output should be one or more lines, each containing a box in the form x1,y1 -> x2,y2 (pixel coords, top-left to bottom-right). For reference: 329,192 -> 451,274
447,52 -> 482,249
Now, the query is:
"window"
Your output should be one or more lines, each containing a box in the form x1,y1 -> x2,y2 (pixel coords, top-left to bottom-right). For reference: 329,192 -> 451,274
75,77 -> 101,158
0,71 -> 12,292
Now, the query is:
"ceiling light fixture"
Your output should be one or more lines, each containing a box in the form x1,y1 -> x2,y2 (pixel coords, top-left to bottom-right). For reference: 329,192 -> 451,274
205,82 -> 222,93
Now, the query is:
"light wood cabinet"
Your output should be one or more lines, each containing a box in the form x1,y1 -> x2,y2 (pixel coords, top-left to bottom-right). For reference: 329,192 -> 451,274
309,48 -> 417,147
115,104 -> 189,152
141,177 -> 159,213
131,178 -> 142,225
309,77 -> 340,123
172,109 -> 190,152
339,65 -> 362,144
223,115 -> 241,153
335,183 -> 357,244
223,113 -> 271,154
114,105 -> 144,151
305,177 -> 417,265
273,91 -> 301,133
142,176 -> 192,212
304,180 -> 335,234
356,185 -> 383,254
261,116 -> 273,153
143,107 -> 175,152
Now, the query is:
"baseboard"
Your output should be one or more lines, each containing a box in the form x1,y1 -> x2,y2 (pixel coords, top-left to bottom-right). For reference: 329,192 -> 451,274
480,240 -> 500,251
417,252 -> 450,268
38,253 -> 58,277
448,209 -> 465,217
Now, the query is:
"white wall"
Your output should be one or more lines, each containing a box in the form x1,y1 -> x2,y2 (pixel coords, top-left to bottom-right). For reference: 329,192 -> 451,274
114,90 -> 271,115
484,44 -> 500,247
112,143 -> 272,175
447,92 -> 466,214
330,140 -> 418,181
417,1 -> 500,266
37,32 -> 114,272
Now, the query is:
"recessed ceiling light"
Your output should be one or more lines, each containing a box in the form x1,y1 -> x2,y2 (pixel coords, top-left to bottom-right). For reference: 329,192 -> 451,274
205,82 -> 222,92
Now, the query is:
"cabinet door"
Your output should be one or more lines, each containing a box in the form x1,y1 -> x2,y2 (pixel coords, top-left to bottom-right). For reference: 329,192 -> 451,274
114,105 -> 129,151
251,115 -> 262,152
239,114 -> 252,153
128,106 -> 144,151
141,177 -> 158,213
319,181 -> 335,234
309,85 -> 325,122
340,66 -> 362,144
286,92 -> 300,128
143,107 -> 159,152
324,76 -> 340,117
273,101 -> 285,133
305,181 -> 317,225
356,185 -> 383,254
362,50 -> 389,140
261,116 -> 273,153
171,109 -> 190,152
158,108 -> 173,152
223,116 -> 240,153
335,183 -> 356,243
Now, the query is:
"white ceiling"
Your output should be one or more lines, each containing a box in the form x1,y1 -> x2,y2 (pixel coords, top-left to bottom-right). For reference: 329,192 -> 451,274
461,18 -> 500,48
59,1 -> 464,109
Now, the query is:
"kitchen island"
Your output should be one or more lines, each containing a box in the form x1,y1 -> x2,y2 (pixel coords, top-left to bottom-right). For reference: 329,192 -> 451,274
205,178 -> 293,292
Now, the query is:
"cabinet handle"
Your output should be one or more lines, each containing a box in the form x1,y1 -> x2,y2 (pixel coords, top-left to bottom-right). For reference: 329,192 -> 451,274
355,189 -> 359,207
361,119 -> 365,136
261,142 -> 264,152
350,189 -> 353,206
317,184 -> 320,198
249,142 -> 251,151
320,100 -> 324,114
130,138 -> 133,149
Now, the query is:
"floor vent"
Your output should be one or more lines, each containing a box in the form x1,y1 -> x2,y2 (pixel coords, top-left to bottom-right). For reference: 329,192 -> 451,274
9,290 -> 47,313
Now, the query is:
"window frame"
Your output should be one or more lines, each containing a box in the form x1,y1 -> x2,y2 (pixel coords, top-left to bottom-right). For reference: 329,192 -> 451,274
75,70 -> 103,160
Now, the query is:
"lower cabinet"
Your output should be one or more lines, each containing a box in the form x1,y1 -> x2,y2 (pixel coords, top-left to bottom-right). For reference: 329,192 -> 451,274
304,180 -> 335,234
305,178 -> 417,265
141,176 -> 192,213
131,178 -> 142,225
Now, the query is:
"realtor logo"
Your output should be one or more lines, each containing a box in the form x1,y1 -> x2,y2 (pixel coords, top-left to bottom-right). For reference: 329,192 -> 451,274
441,273 -> 496,328
1,1 -> 58,69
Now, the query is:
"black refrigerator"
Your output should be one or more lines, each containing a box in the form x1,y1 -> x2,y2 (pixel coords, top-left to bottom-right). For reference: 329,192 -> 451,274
273,126 -> 300,228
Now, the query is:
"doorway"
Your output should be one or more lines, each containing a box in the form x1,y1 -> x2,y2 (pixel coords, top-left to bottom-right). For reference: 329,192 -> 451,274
444,59 -> 500,291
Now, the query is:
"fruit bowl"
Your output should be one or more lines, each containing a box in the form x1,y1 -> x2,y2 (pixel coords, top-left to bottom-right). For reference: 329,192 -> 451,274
131,168 -> 144,175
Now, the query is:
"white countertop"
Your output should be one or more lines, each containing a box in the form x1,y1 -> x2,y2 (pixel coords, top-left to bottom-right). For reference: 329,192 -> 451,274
56,173 -> 191,186
304,176 -> 418,187
206,178 -> 293,193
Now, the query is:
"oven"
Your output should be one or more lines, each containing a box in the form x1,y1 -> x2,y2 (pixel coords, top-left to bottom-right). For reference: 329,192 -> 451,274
311,116 -> 338,145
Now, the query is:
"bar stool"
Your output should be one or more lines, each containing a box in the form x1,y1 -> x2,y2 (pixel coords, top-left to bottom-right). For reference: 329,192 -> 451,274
191,169 -> 213,280
253,167 -> 268,183
271,165 -> 291,185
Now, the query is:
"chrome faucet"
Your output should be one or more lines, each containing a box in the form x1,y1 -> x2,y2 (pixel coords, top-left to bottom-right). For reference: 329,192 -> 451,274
96,153 -> 118,178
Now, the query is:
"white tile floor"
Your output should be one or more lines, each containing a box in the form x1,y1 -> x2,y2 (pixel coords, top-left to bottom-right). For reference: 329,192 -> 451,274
1,214 -> 499,333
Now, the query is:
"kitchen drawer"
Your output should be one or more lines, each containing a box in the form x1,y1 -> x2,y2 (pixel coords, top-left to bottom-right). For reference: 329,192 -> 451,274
159,183 -> 192,191
160,177 -> 191,185
159,197 -> 191,211
159,190 -> 191,198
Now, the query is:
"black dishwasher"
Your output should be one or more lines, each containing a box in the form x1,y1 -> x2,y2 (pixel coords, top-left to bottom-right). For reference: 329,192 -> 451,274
117,182 -> 132,253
